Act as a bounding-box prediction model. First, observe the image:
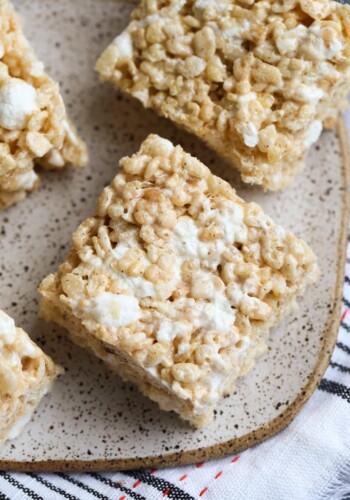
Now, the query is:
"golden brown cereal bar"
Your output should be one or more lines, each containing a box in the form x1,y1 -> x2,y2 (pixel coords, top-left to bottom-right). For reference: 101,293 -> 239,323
39,134 -> 318,427
0,0 -> 88,209
96,0 -> 350,190
0,310 -> 63,445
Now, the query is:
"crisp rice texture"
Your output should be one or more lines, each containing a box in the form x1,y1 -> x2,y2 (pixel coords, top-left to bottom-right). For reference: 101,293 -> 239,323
96,0 -> 350,190
39,134 -> 318,427
0,310 -> 62,445
0,0 -> 88,210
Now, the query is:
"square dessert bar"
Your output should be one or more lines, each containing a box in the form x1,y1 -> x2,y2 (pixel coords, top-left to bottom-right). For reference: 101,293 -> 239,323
39,135 -> 318,427
0,310 -> 62,445
0,0 -> 88,209
96,0 -> 350,190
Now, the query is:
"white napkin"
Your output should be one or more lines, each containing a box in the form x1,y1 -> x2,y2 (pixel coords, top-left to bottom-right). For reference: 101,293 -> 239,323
1,255 -> 350,499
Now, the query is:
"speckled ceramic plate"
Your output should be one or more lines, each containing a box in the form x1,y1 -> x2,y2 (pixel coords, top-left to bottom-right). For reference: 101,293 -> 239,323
0,0 -> 349,472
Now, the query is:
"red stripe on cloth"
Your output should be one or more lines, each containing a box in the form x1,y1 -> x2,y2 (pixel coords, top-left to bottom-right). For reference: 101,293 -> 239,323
215,471 -> 223,479
133,479 -> 141,488
119,497 -> 125,500
162,488 -> 171,497
179,474 -> 187,481
341,309 -> 348,321
150,468 -> 157,475
196,462 -> 204,468
231,456 -> 240,463
199,487 -> 208,496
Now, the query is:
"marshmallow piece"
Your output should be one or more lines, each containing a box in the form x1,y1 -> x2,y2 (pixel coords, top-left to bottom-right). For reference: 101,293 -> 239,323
0,78 -> 38,130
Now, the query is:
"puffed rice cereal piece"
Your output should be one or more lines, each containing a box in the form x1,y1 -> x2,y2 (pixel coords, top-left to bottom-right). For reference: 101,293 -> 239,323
39,134 -> 318,427
0,310 -> 63,445
0,0 -> 88,210
96,0 -> 350,191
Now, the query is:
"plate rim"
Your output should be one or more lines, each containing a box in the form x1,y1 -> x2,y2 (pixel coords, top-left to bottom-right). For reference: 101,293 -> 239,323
1,118 -> 349,472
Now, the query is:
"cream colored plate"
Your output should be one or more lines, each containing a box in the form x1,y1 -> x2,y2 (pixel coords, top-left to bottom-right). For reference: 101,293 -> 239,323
0,0 -> 348,471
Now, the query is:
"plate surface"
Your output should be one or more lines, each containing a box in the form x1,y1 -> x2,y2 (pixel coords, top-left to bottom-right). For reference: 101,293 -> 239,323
0,0 -> 349,471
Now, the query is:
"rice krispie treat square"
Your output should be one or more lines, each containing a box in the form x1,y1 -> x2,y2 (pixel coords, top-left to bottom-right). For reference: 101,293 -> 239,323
0,0 -> 88,210
39,135 -> 318,427
0,310 -> 62,445
96,0 -> 350,191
